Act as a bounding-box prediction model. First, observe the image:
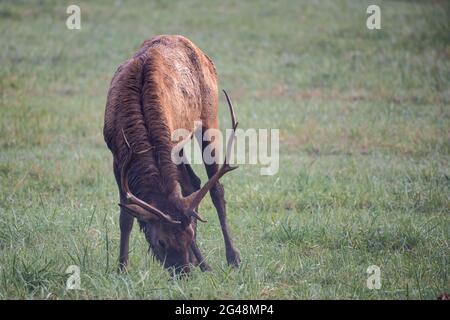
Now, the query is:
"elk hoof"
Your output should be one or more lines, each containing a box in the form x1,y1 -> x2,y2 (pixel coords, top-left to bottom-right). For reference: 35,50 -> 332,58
117,262 -> 129,273
226,250 -> 241,268
199,262 -> 212,272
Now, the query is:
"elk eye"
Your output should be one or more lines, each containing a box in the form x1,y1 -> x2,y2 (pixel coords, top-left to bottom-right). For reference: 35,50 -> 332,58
158,240 -> 167,249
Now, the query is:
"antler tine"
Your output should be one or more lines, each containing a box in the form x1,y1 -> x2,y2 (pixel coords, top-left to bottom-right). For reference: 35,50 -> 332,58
223,89 -> 238,132
120,129 -> 181,224
183,90 -> 239,216
190,210 -> 208,223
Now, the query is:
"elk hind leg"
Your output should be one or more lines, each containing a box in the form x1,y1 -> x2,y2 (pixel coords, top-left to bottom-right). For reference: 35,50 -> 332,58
181,157 -> 212,271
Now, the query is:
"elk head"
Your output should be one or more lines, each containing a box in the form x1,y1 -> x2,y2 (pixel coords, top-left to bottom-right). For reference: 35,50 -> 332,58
119,90 -> 238,275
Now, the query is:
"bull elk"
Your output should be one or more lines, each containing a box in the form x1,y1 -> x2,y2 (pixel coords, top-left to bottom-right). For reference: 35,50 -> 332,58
103,35 -> 240,274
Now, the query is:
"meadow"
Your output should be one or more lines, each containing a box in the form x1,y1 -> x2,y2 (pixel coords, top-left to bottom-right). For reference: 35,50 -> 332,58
0,0 -> 448,299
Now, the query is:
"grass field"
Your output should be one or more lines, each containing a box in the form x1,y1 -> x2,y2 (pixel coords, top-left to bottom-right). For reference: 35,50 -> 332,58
0,0 -> 449,299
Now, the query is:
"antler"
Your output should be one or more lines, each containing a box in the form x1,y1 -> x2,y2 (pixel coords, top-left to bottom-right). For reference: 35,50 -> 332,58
175,90 -> 239,221
120,129 -> 181,224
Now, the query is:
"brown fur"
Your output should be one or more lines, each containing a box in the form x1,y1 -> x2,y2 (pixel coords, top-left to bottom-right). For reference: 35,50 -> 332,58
104,35 -> 217,200
103,35 -> 239,273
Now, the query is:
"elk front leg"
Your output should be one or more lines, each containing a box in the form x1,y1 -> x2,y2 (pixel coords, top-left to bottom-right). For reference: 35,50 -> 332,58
204,162 -> 241,267
115,161 -> 134,273
183,161 -> 212,271
190,242 -> 212,272
118,208 -> 134,272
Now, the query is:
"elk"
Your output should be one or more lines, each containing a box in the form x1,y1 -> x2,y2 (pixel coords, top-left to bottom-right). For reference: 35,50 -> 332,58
103,35 -> 240,274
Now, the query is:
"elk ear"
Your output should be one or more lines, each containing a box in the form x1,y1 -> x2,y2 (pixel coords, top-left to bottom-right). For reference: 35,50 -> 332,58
118,203 -> 159,221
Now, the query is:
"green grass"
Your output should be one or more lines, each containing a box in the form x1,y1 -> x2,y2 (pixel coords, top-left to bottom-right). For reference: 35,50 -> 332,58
0,0 -> 449,299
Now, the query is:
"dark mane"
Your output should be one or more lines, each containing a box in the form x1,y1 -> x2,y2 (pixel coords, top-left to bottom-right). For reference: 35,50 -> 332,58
104,35 -> 218,206
103,44 -> 179,202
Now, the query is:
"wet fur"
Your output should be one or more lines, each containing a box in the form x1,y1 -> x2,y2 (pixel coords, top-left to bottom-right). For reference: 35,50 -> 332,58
104,35 -> 217,215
